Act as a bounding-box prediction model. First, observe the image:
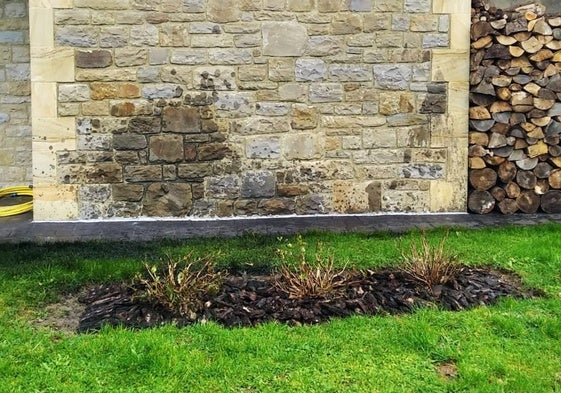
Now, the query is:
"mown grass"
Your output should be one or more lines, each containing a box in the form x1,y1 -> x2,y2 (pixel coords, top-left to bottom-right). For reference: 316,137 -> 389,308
1,224 -> 561,392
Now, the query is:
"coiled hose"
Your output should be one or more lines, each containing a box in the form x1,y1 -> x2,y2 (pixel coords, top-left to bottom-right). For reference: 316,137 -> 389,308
0,186 -> 33,217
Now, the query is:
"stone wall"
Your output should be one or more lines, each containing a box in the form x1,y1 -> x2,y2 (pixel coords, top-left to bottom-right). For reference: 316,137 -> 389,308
30,0 -> 470,220
0,0 -> 31,187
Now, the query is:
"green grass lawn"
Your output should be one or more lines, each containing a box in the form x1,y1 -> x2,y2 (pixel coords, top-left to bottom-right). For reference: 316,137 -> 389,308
1,224 -> 561,392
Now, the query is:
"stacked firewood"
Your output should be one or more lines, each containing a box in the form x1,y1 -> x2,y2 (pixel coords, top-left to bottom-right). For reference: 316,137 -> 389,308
469,1 -> 561,214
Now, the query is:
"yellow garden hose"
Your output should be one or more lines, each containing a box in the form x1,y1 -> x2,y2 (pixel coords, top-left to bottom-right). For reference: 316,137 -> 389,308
0,186 -> 33,217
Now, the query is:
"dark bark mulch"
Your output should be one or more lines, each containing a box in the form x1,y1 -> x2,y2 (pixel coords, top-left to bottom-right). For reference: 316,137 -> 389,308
77,266 -> 542,333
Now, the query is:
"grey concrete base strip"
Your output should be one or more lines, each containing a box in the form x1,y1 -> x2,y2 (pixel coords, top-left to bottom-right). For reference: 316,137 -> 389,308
2,213 -> 561,244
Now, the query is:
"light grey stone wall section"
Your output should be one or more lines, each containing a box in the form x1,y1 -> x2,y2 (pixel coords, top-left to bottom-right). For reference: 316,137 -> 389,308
29,0 -> 471,219
0,0 -> 31,187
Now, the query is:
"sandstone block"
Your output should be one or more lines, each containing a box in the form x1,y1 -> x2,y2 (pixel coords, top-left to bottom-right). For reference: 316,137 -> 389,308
124,165 -> 162,182
128,117 -> 162,134
130,25 -> 159,46
56,26 -> 98,47
263,22 -> 308,57
291,104 -> 318,130
112,184 -> 144,202
288,0 -> 313,11
113,134 -> 147,150
99,26 -> 128,48
178,163 -> 213,179
143,183 -> 192,217
115,48 -> 147,67
76,49 -> 113,68
207,0 -> 241,23
149,134 -> 184,163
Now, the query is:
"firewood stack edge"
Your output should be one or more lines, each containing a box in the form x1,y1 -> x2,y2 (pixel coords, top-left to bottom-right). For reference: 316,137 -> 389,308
469,1 -> 561,214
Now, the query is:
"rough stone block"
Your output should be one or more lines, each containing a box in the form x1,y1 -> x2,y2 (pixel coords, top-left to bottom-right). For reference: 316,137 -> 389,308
291,104 -> 318,130
295,58 -> 326,82
58,84 -> 90,102
206,175 -> 240,199
328,64 -> 372,82
112,184 -> 144,202
246,137 -> 281,159
75,49 -> 113,68
178,163 -> 213,179
263,22 -> 308,57
141,84 -> 183,99
163,106 -> 201,133
130,25 -> 159,46
143,183 -> 192,217
193,66 -> 237,90
309,83 -> 343,103
241,170 -> 276,198
56,26 -> 98,47
149,134 -> 184,163
113,133 -> 147,150
373,64 -> 411,90
115,48 -> 147,67
207,0 -> 241,22
284,134 -> 320,160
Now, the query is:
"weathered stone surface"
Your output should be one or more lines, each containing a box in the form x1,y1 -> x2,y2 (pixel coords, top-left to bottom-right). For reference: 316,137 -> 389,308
263,22 -> 308,57
142,84 -> 183,99
374,64 -> 412,90
246,137 -> 281,159
178,163 -> 213,179
309,84 -> 344,103
241,171 -> 276,198
76,50 -> 113,68
295,58 -> 326,82
124,166 -> 162,182
162,107 -> 201,133
113,134 -> 147,150
149,134 -> 184,163
207,0 -> 241,22
112,184 -> 144,202
290,104 -> 318,130
206,175 -> 240,199
198,143 -> 230,161
143,183 -> 192,217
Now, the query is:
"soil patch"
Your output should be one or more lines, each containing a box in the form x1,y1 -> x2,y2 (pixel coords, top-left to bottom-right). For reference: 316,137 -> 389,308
75,266 -> 541,333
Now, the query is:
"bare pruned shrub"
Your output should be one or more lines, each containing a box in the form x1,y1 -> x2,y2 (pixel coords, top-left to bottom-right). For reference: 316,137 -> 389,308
133,254 -> 223,318
273,236 -> 349,300
399,231 -> 461,289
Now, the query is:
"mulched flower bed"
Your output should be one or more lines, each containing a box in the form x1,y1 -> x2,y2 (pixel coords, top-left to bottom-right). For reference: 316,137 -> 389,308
77,266 -> 541,333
